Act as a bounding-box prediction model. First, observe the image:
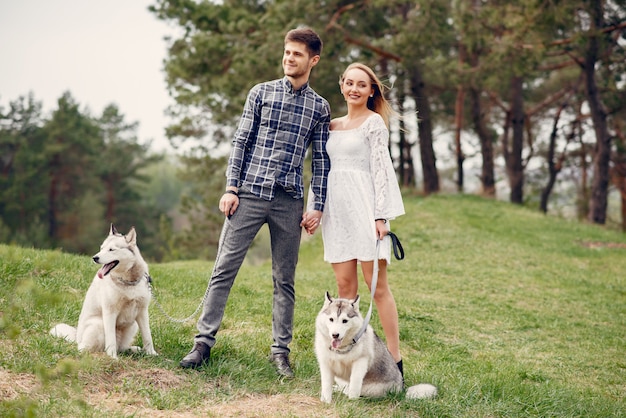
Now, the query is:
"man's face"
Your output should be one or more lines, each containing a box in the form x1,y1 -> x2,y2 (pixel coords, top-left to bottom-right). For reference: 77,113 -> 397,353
282,41 -> 319,79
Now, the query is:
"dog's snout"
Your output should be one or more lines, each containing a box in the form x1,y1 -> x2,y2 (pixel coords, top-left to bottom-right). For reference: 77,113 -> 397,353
332,333 -> 339,339
92,256 -> 99,263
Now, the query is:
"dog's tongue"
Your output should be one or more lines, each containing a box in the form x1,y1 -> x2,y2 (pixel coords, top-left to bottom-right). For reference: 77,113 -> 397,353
331,338 -> 342,349
97,262 -> 116,279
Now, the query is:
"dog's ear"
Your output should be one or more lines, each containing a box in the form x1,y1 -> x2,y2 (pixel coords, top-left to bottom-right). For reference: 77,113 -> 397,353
324,291 -> 333,305
352,295 -> 360,310
109,224 -> 119,236
126,227 -> 137,245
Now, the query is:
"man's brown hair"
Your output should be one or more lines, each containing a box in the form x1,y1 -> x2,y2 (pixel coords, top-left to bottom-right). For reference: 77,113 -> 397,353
284,27 -> 323,57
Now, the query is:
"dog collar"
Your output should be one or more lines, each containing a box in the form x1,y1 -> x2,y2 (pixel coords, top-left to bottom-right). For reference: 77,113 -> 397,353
113,276 -> 141,286
112,272 -> 151,287
329,341 -> 357,355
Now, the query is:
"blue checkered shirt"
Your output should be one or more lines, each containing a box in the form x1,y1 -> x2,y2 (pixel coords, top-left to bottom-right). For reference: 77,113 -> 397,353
226,77 -> 331,211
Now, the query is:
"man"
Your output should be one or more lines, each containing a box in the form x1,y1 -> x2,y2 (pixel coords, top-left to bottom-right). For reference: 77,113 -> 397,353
179,27 -> 330,378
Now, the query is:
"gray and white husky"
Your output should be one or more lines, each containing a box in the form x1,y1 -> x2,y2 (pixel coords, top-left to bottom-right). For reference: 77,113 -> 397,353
50,224 -> 157,359
314,292 -> 437,403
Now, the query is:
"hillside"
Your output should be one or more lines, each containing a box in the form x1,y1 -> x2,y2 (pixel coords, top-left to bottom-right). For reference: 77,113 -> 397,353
1,194 -> 625,417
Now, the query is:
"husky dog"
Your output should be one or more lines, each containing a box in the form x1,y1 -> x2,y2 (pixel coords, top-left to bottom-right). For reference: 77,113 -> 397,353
314,292 -> 437,403
50,224 -> 157,359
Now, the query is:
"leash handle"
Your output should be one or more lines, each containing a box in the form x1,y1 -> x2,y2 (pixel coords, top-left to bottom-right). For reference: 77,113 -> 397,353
388,231 -> 404,260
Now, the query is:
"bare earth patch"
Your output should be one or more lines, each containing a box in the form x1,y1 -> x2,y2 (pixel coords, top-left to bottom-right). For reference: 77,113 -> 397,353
0,367 -> 333,417
95,394 -> 331,418
201,394 -> 334,418
0,368 -> 39,400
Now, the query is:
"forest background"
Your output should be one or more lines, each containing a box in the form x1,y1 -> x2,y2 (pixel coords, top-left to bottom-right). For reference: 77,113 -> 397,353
1,0 -> 626,262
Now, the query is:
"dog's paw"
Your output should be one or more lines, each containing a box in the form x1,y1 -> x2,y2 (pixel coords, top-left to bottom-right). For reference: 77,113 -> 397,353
320,392 -> 332,403
347,391 -> 361,400
332,383 -> 348,394
105,346 -> 119,359
144,347 -> 158,356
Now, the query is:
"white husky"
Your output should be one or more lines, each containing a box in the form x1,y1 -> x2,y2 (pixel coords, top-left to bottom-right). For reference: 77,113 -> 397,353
314,292 -> 437,403
50,224 -> 157,359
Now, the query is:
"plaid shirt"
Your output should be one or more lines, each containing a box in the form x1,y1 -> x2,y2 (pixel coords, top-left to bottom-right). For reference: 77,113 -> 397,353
226,77 -> 331,211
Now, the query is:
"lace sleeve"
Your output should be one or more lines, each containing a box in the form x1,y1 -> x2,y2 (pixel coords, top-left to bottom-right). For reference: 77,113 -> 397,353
368,115 -> 405,220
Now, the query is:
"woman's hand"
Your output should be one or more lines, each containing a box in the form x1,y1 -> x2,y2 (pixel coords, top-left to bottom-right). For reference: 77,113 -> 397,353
301,210 -> 322,235
375,219 -> 388,240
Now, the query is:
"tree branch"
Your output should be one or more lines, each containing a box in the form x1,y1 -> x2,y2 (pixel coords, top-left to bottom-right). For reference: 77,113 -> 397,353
326,4 -> 402,62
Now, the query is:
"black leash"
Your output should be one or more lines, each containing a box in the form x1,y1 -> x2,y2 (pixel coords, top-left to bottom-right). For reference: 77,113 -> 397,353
388,231 -> 405,260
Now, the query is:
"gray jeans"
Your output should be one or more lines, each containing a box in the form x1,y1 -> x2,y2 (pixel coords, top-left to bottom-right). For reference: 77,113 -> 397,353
195,186 -> 304,355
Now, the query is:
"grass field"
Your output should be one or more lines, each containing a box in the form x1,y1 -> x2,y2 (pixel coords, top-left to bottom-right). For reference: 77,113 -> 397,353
1,194 -> 625,417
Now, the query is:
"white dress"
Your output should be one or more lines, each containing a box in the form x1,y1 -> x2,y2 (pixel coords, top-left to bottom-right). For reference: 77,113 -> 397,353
321,113 -> 405,263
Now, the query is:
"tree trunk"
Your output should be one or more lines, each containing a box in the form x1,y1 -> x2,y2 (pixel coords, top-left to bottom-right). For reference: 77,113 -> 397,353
454,85 -> 465,192
469,88 -> 495,196
409,67 -> 439,194
508,76 -> 525,204
454,42 -> 468,193
398,129 -> 412,187
540,102 -> 567,213
397,83 -> 415,187
578,138 -> 590,220
585,1 -> 611,224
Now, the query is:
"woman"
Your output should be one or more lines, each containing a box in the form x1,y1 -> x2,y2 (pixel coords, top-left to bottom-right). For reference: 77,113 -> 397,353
309,62 -> 406,374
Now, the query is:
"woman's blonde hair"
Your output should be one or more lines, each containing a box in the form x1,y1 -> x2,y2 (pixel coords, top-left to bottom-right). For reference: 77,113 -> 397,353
339,62 -> 395,127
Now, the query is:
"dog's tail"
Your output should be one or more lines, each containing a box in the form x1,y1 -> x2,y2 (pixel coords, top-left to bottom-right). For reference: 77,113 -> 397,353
49,323 -> 77,342
406,383 -> 438,400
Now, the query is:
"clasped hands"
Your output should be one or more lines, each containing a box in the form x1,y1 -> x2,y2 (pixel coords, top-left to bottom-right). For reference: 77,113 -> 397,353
301,210 -> 322,235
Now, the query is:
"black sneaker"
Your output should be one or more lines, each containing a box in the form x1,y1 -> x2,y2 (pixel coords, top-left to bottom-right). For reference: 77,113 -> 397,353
179,342 -> 211,369
269,353 -> 294,378
397,360 -> 404,389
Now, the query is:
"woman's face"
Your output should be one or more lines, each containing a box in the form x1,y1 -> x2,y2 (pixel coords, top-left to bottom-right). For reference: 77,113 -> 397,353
340,68 -> 374,107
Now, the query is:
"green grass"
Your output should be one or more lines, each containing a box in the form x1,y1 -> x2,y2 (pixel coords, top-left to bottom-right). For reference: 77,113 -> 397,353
1,194 -> 625,417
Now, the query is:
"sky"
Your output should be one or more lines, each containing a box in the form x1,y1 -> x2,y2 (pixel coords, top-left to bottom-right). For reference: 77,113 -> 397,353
0,0 -> 177,153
